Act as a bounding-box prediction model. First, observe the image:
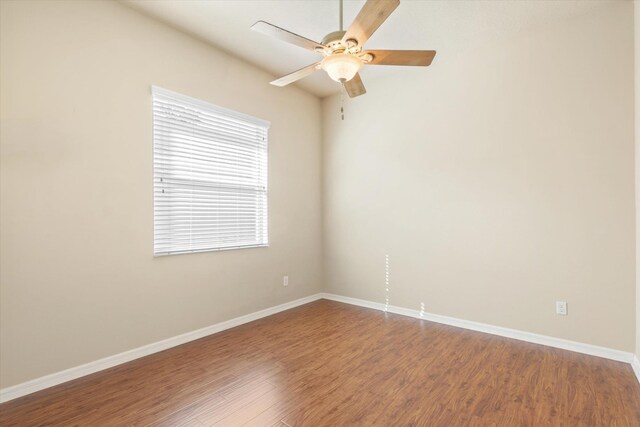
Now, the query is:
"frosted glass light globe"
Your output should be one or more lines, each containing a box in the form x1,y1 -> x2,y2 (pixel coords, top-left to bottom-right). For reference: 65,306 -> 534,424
321,54 -> 363,82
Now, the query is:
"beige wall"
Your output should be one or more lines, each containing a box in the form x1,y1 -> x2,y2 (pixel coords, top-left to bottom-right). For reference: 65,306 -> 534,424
0,0 -> 323,388
323,2 -> 635,352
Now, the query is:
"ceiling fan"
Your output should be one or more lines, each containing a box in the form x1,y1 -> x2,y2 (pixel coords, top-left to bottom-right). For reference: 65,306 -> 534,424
251,0 -> 436,98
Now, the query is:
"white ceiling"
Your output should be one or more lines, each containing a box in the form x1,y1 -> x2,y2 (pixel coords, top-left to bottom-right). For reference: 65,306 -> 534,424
122,0 -> 614,98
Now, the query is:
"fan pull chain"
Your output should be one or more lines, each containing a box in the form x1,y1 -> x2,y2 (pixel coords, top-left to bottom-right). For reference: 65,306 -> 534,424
340,81 -> 345,121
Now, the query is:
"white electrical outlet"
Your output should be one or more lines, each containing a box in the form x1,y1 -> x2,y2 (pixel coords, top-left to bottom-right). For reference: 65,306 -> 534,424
283,276 -> 289,287
556,301 -> 567,315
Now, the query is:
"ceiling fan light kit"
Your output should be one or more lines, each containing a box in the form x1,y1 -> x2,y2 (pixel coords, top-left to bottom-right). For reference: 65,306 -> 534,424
322,53 -> 362,82
251,0 -> 436,98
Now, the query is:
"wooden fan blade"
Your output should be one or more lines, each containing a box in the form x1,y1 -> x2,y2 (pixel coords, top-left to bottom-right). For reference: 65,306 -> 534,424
251,21 -> 325,52
344,73 -> 366,98
364,50 -> 436,66
270,63 -> 320,87
342,0 -> 400,47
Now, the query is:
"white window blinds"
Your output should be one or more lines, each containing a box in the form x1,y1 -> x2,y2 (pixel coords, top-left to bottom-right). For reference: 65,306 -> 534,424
152,86 -> 269,256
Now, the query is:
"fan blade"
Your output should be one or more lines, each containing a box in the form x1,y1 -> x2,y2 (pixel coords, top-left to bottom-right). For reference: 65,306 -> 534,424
364,50 -> 436,66
344,73 -> 366,98
342,0 -> 400,47
251,21 -> 325,52
270,63 -> 320,87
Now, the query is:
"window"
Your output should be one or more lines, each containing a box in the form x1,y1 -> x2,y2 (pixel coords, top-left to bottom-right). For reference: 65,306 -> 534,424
152,87 -> 269,255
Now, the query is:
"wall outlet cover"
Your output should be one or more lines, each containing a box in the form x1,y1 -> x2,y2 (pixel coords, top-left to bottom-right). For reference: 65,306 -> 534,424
556,301 -> 568,315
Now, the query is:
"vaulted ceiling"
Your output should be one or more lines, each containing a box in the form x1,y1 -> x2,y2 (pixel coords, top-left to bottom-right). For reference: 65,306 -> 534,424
122,0 -> 614,98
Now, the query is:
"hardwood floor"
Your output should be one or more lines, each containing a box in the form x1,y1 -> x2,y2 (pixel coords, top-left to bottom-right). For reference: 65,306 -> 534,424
1,299 -> 639,426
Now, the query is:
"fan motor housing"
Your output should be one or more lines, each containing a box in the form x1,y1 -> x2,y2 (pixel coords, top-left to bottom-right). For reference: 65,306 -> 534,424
321,30 -> 346,46
323,31 -> 359,54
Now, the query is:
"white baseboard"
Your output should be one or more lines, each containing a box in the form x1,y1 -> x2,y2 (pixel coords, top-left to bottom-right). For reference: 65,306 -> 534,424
319,293 -> 635,364
0,293 -> 324,403
2,292 -> 636,403
632,355 -> 640,384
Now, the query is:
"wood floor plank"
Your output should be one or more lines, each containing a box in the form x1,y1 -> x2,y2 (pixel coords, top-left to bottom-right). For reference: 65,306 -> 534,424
1,299 -> 639,426
206,385 -> 282,426
194,379 -> 277,425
